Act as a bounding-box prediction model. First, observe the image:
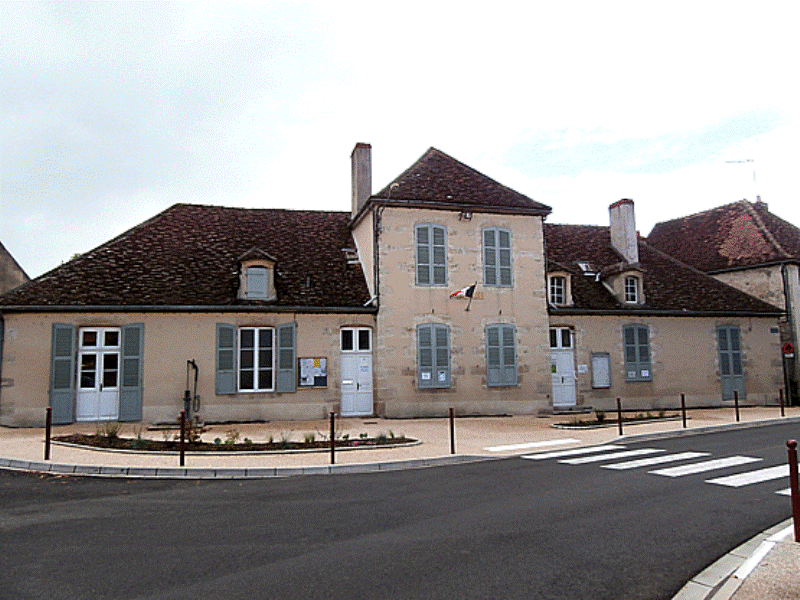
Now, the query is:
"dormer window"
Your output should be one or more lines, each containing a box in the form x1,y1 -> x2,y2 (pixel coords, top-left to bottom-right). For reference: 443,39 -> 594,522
548,273 -> 571,306
238,248 -> 278,301
624,276 -> 639,303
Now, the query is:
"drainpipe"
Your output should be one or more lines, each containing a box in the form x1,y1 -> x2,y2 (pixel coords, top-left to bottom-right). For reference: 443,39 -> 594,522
782,263 -> 797,404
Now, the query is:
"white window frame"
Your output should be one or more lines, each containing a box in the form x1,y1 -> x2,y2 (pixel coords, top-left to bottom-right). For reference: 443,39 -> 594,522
549,275 -> 567,305
549,327 -> 572,349
238,327 -> 275,392
624,276 -> 639,303
341,327 -> 372,353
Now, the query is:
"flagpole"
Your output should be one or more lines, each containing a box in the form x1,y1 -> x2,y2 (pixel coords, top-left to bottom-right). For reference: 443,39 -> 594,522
465,281 -> 477,312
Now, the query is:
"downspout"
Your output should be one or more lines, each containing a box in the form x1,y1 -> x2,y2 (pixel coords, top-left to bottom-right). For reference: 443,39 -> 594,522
782,262 -> 797,404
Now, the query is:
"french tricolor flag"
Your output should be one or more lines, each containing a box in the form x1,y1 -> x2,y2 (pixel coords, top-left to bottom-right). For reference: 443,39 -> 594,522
450,284 -> 476,299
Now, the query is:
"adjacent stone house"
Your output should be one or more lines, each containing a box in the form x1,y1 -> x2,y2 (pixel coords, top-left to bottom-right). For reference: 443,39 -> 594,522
0,146 -> 786,426
649,200 -> 800,403
0,241 -> 28,295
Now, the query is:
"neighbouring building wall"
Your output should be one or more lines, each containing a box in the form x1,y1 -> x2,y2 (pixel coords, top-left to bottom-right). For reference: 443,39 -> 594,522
374,207 -> 552,417
0,311 -> 375,427
0,242 -> 29,294
550,314 -> 783,411
713,264 -> 800,394
351,210 -> 375,298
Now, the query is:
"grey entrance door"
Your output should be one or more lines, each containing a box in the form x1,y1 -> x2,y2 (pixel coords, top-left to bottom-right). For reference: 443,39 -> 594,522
717,325 -> 745,400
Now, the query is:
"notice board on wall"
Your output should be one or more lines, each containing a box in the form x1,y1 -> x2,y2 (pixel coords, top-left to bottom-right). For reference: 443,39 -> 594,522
299,357 -> 327,387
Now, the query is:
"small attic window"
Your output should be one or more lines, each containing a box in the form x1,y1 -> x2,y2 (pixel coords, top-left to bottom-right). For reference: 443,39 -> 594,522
548,273 -> 571,306
576,261 -> 595,275
246,266 -> 269,299
624,275 -> 639,303
342,248 -> 360,265
237,250 -> 277,301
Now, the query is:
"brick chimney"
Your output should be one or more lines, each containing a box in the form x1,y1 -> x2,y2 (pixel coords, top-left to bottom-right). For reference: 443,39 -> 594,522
351,143 -> 372,218
609,199 -> 639,264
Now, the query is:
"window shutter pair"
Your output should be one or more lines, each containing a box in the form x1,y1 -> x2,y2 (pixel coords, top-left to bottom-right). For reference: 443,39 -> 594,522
483,228 -> 512,287
623,324 -> 652,382
216,322 -> 296,394
49,323 -> 143,424
415,224 -> 447,286
417,323 -> 450,389
486,324 -> 517,387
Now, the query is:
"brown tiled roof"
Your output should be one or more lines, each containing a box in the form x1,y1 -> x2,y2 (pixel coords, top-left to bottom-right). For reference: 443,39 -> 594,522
0,204 -> 372,309
545,223 -> 780,314
373,148 -> 551,214
647,200 -> 800,272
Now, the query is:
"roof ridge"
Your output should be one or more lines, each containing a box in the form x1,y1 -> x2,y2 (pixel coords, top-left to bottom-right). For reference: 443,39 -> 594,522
739,200 -> 792,259
649,199 -> 745,231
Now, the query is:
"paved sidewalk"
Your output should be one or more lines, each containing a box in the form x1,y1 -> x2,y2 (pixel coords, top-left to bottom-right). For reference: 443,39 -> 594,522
2,406 -> 799,599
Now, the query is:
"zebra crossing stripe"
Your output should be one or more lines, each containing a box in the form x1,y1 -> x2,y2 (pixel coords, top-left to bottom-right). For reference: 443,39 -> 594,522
602,451 -> 710,470
521,444 -> 626,460
707,464 -> 789,488
486,438 -> 581,452
560,448 -> 664,465
777,488 -> 791,496
650,456 -> 761,477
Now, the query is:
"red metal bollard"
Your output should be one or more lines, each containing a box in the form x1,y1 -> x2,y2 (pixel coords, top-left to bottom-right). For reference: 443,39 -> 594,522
734,390 -> 740,422
179,410 -> 186,467
681,393 -> 687,429
44,407 -> 52,461
449,407 -> 456,455
330,412 -> 336,465
787,440 -> 800,542
617,398 -> 623,436
780,388 -> 786,418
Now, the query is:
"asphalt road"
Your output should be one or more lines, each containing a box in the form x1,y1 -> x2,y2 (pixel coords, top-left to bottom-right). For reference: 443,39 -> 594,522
1,422 -> 797,600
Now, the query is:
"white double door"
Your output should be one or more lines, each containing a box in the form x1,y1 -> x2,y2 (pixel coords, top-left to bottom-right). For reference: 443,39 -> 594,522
76,328 -> 121,421
340,327 -> 373,417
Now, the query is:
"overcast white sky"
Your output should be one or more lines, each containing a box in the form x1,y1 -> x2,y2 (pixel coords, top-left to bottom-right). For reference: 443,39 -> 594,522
2,1 -> 798,279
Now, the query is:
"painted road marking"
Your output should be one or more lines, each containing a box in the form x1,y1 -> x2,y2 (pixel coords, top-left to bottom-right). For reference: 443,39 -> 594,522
650,456 -> 762,478
560,448 -> 665,465
485,438 -> 581,452
521,445 -> 626,460
602,452 -> 710,470
707,464 -> 789,487
777,488 -> 791,496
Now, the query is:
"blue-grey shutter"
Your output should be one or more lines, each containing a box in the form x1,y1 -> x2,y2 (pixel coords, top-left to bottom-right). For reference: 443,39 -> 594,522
487,324 -> 516,387
49,323 -> 75,424
501,325 -> 517,385
415,224 -> 447,286
276,322 -> 296,393
216,323 -> 237,394
417,324 -> 434,388
718,325 -> 744,400
119,323 -> 144,421
623,324 -> 652,382
418,323 -> 450,388
434,324 -> 451,388
483,228 -> 513,287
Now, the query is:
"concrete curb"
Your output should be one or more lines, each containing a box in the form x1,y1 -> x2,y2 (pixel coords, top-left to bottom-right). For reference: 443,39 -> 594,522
671,520 -> 794,600
0,453 -> 497,479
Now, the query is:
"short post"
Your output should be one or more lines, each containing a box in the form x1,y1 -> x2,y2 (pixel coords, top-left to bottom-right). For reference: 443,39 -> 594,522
44,407 -> 52,461
179,410 -> 186,467
787,440 -> 800,542
734,390 -> 740,422
330,411 -> 336,465
449,407 -> 455,455
780,388 -> 786,418
616,398 -> 623,436
680,393 -> 687,429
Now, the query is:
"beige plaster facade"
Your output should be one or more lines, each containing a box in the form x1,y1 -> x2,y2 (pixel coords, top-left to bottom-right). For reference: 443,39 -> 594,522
0,311 -> 375,427
360,206 -> 553,417
713,264 -> 800,389
548,314 -> 783,411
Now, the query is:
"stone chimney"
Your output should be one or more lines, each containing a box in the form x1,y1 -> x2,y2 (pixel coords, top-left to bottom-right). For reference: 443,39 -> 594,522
609,199 -> 639,264
351,143 -> 372,218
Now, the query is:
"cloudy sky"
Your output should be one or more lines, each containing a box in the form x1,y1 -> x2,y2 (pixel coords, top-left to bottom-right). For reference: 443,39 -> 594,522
2,1 -> 798,279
